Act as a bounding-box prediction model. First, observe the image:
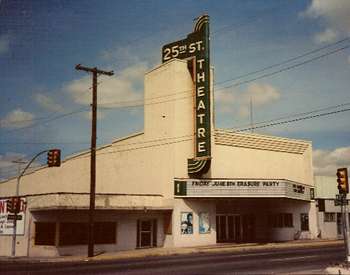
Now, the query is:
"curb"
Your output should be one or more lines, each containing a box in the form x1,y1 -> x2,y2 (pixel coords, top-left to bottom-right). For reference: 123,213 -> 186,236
0,239 -> 344,264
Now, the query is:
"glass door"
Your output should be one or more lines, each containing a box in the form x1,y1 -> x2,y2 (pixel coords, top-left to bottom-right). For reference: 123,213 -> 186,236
216,214 -> 241,243
138,220 -> 153,248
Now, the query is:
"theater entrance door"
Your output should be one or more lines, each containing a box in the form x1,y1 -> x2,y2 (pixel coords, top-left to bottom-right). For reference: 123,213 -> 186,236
216,214 -> 255,243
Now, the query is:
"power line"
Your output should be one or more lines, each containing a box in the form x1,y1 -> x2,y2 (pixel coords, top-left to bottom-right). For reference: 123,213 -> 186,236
99,95 -> 192,109
0,107 -> 89,135
111,134 -> 194,148
102,6 -> 285,72
75,137 -> 193,161
0,101 -> 343,146
212,3 -> 287,36
234,108 -> 350,132
214,36 -> 350,87
77,107 -> 350,159
2,106 -> 349,179
79,109 -> 350,158
0,141 -> 92,145
0,113 -> 60,126
234,101 -> 350,129
21,37 -> 347,117
1,135 -> 195,177
220,44 -> 350,89
3,100 -> 349,145
98,41 -> 350,109
2,35 -> 349,137
1,41 -> 348,138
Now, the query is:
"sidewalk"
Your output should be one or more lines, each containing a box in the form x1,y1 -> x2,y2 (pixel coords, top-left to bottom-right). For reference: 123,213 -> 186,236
0,239 -> 344,264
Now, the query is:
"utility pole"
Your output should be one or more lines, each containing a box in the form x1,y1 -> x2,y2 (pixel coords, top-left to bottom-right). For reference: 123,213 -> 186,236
75,64 -> 114,257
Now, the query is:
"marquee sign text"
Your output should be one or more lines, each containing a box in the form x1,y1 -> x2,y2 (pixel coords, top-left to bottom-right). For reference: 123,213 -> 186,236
174,179 -> 312,201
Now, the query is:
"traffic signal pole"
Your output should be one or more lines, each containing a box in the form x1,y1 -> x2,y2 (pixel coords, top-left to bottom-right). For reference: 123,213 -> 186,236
337,168 -> 350,263
75,64 -> 113,258
345,201 -> 350,262
11,150 -> 51,257
11,160 -> 25,257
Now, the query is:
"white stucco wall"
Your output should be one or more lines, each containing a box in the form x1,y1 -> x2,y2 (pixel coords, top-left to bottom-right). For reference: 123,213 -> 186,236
172,199 -> 216,247
211,142 -> 313,186
318,212 -> 339,239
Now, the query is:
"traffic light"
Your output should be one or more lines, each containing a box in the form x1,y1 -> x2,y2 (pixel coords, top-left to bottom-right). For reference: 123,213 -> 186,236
6,198 -> 21,214
6,199 -> 13,213
13,197 -> 21,214
47,149 -> 61,167
337,168 -> 349,194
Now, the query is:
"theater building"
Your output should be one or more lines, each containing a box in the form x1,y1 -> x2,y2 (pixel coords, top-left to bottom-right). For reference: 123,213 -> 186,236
0,15 -> 317,257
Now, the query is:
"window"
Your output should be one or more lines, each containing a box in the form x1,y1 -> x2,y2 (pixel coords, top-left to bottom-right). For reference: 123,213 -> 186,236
324,212 -> 336,222
284,213 -> 293,227
35,222 -> 56,246
269,213 -> 293,228
59,222 -> 116,246
95,222 -> 117,244
318,199 -> 325,212
300,213 -> 309,231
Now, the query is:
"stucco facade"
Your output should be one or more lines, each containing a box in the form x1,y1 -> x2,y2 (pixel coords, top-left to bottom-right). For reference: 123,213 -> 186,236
0,59 -> 316,257
314,176 -> 346,240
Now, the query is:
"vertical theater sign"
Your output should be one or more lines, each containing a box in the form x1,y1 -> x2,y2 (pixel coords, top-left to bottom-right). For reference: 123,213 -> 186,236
162,15 -> 211,176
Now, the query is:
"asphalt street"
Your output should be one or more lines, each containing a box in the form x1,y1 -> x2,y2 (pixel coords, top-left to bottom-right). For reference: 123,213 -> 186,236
0,243 -> 345,274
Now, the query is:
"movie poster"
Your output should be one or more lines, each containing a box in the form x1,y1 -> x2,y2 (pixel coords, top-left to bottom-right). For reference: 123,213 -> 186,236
199,212 -> 210,234
181,212 -> 193,234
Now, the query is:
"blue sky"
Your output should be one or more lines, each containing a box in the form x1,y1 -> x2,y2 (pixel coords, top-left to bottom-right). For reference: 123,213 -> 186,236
0,0 -> 350,179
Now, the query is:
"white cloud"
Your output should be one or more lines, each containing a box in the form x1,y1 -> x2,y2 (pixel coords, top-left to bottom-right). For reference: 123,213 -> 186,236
34,93 -> 65,113
100,44 -> 159,70
313,28 -> 339,44
0,35 -> 10,55
215,89 -> 235,113
303,0 -> 350,43
65,62 -> 147,115
0,152 -> 26,180
101,47 -> 141,66
0,109 -> 35,129
215,83 -> 280,117
244,83 -> 281,105
0,152 -> 43,181
313,146 -> 350,176
0,152 -> 26,169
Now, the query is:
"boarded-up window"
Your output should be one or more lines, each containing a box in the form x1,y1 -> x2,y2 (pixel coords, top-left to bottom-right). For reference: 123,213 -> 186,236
324,212 -> 336,222
95,222 -> 117,244
59,222 -> 116,246
35,222 -> 56,246
269,213 -> 293,228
